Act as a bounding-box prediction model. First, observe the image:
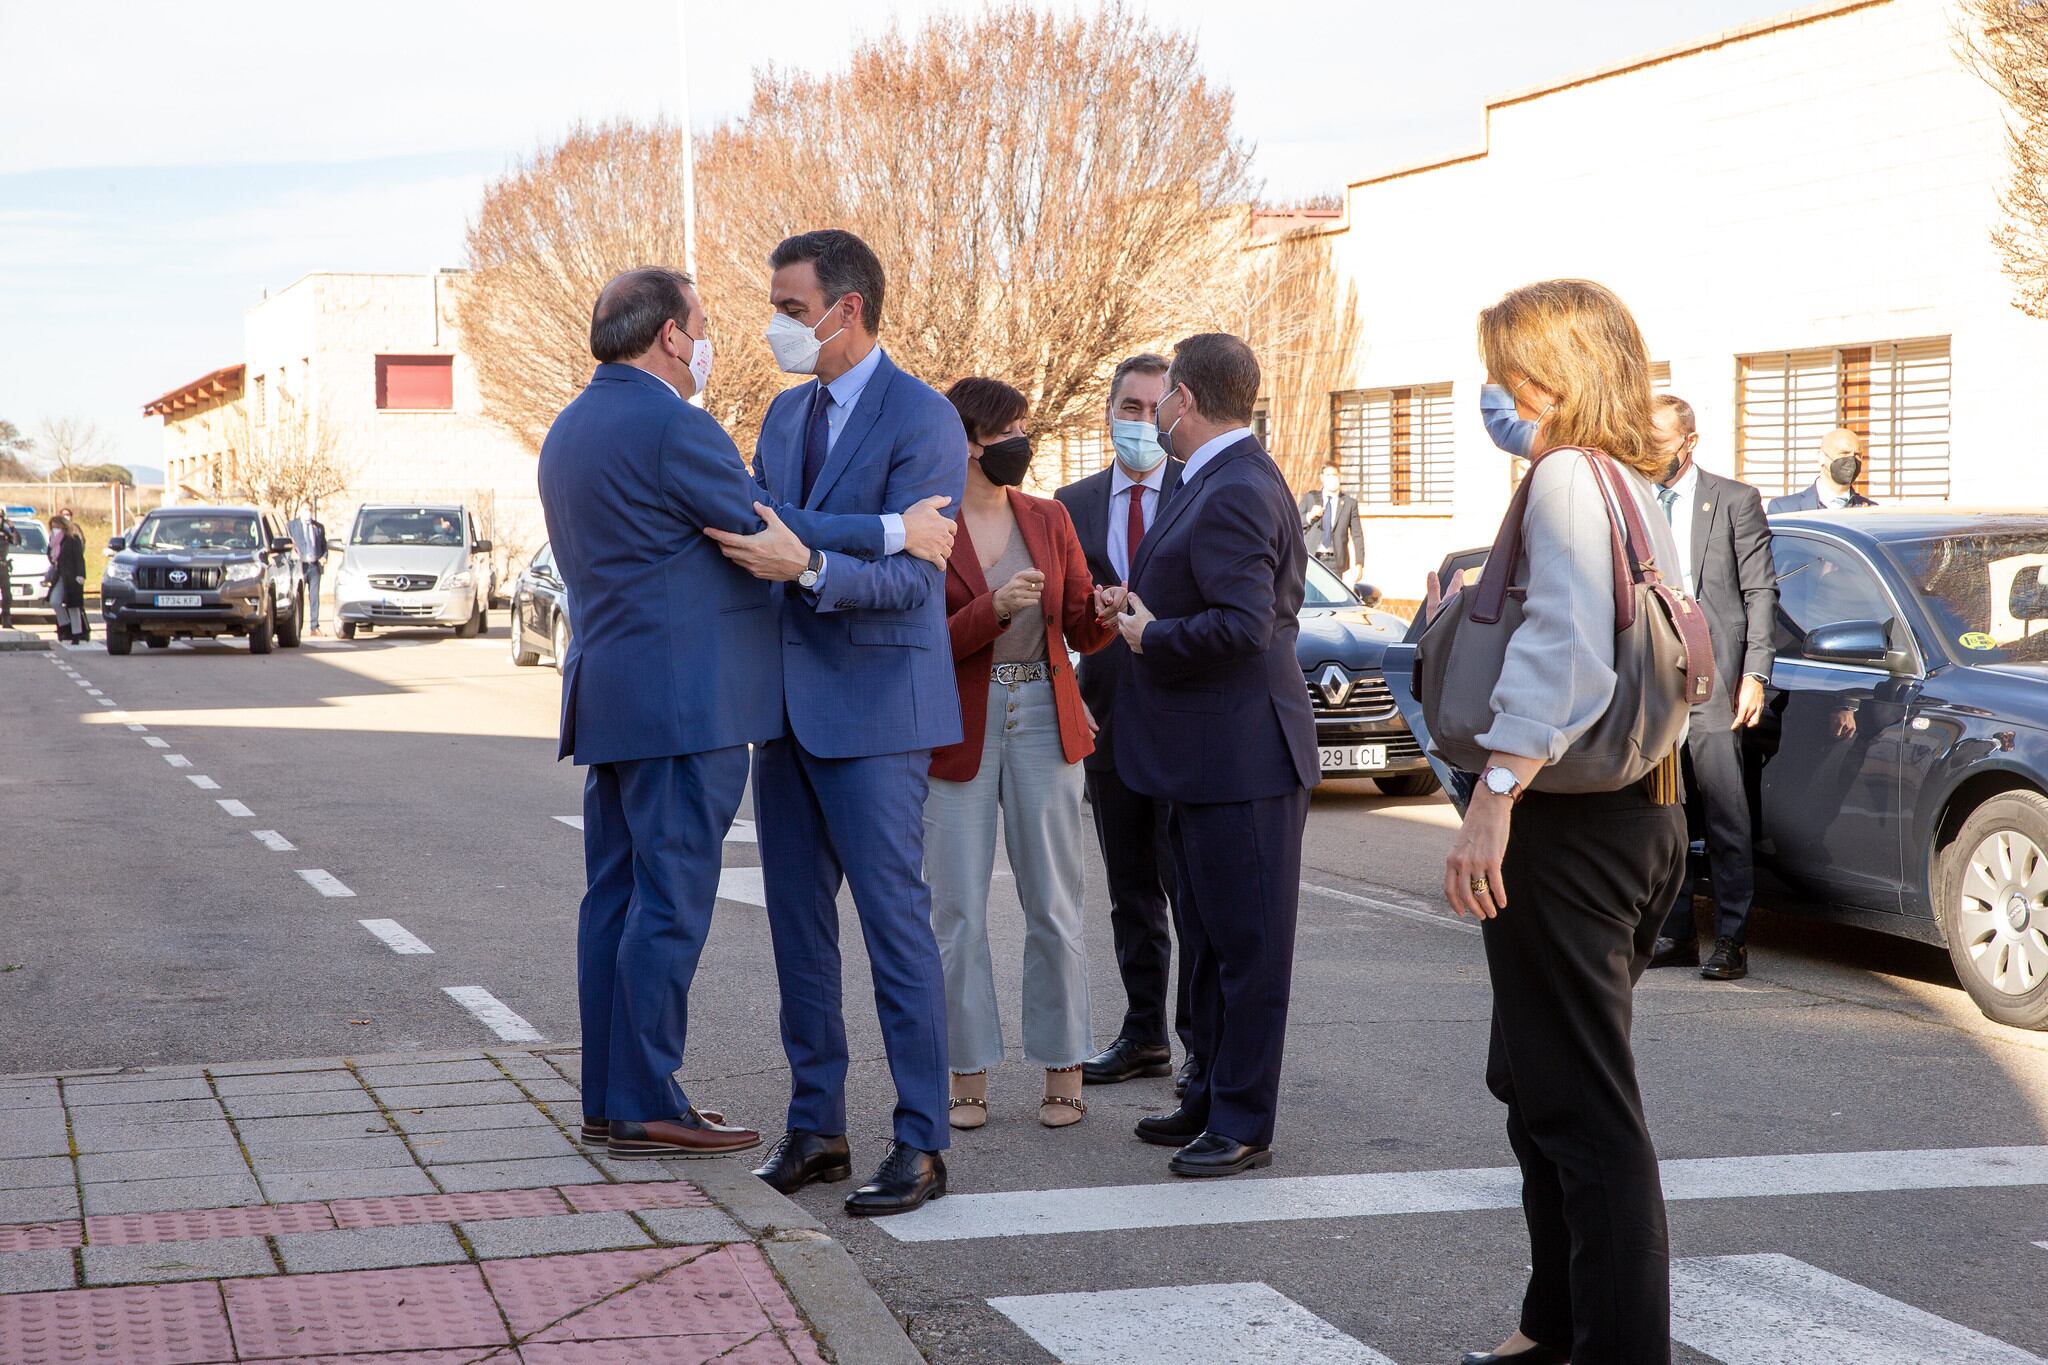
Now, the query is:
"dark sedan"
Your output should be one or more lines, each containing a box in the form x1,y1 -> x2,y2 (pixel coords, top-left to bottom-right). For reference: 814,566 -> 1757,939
1298,558 -> 1437,794
508,541 -> 571,671
1386,508 -> 2048,1030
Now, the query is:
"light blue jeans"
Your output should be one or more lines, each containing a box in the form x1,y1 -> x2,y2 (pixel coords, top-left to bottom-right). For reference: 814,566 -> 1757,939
924,677 -> 1092,1072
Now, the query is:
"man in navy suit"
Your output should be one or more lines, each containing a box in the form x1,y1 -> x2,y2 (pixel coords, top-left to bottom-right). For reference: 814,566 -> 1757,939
707,230 -> 966,1216
1766,427 -> 1879,513
536,268 -> 780,1161
1103,333 -> 1318,1179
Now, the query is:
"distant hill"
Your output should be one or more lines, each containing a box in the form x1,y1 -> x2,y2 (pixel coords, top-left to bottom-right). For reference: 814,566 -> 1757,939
124,464 -> 165,485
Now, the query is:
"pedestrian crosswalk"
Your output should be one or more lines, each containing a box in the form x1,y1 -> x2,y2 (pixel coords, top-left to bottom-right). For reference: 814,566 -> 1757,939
992,1282 -> 1395,1364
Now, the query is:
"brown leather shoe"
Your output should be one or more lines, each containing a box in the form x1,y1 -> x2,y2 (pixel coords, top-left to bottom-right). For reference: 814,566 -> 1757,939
607,1110 -> 759,1159
582,1111 -> 723,1145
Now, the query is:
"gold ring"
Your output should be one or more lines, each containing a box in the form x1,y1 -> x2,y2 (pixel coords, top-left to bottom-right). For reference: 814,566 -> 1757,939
1470,877 -> 1490,895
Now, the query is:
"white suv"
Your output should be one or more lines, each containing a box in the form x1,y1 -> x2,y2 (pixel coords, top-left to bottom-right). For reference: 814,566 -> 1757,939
332,504 -> 492,640
4,509 -> 50,610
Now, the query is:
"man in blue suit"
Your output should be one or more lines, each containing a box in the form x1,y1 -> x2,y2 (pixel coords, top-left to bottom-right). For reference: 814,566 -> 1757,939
1104,333 -> 1318,1179
706,229 -> 966,1216
537,268 -> 779,1162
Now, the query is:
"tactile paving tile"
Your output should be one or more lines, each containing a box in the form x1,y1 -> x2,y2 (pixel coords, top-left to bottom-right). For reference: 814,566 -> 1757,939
86,1200 -> 336,1246
0,1280 -> 234,1364
328,1186 -> 571,1229
223,1263 -> 510,1357
483,1247 -> 775,1342
0,1218 -> 84,1251
228,1352 -> 510,1364
725,1243 -> 808,1337
558,1182 -> 711,1214
517,1336 -> 801,1364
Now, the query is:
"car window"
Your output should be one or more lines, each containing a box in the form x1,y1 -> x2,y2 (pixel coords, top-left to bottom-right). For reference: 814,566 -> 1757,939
1881,529 -> 2048,664
531,545 -> 553,575
1772,537 -> 1894,659
8,524 -> 47,553
350,508 -> 466,547
132,514 -> 260,552
1303,557 -> 1355,608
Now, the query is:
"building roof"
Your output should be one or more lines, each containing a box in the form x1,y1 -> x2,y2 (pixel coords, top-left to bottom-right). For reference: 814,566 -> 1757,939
143,363 -> 244,420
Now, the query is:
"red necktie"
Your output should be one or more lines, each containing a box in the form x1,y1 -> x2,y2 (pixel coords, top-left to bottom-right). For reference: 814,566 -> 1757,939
1125,487 -> 1146,569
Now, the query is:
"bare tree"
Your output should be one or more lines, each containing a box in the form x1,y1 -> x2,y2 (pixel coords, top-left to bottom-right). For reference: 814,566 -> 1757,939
1957,0 -> 2048,317
36,416 -> 112,480
227,391 -> 354,517
460,2 -> 1252,455
1235,223 -> 1364,492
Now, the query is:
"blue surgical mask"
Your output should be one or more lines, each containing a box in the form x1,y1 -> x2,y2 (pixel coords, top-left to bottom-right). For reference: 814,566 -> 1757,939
1110,418 -> 1166,473
1154,388 -> 1185,458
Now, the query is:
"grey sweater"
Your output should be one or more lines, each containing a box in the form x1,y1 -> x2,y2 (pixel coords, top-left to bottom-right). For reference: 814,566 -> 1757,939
1476,450 -> 1684,764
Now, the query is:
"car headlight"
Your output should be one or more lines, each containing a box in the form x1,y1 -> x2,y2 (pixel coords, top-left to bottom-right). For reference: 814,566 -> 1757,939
224,561 -> 263,584
104,561 -> 134,583
442,569 -> 472,590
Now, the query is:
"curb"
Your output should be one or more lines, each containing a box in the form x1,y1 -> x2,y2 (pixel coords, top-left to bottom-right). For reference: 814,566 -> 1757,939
691,1165 -> 928,1365
0,632 -> 50,652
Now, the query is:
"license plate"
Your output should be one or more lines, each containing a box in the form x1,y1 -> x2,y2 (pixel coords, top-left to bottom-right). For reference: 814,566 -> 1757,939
1319,744 -> 1388,772
154,594 -> 202,607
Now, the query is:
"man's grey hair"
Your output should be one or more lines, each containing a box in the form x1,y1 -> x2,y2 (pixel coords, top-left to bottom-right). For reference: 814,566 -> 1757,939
1107,353 -> 1170,410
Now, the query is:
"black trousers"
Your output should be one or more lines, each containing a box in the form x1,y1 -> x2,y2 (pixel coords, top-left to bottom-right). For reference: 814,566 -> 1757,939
1085,762 -> 1193,1055
1658,687 -> 1758,945
1483,783 -> 1686,1365
1170,785 -> 1310,1148
0,562 -> 11,628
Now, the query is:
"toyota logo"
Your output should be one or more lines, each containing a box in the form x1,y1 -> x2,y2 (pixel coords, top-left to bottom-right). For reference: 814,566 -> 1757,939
1317,664 -> 1352,706
168,569 -> 189,585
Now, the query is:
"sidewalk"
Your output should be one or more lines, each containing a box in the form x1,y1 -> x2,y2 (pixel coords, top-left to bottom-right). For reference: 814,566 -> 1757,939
0,624 -> 49,652
0,1048 -> 924,1364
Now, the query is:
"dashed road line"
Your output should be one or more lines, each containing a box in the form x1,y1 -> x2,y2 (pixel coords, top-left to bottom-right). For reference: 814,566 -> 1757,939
163,754 -> 192,769
553,815 -> 583,830
95,698 -> 116,706
143,737 -> 169,749
217,799 -> 253,817
125,723 -> 147,732
442,986 -> 543,1042
358,919 -> 434,954
717,866 -> 766,907
252,830 -> 295,852
296,869 -> 355,898
188,775 -> 220,790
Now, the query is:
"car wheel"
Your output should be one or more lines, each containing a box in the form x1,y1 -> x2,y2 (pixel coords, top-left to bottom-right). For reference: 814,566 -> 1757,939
509,601 -> 540,667
105,624 -> 133,656
551,612 -> 570,672
145,635 -> 169,650
278,588 -> 304,647
250,602 -> 276,655
1374,771 -> 1442,798
1937,791 -> 2048,1030
455,601 -> 482,639
339,622 -> 357,641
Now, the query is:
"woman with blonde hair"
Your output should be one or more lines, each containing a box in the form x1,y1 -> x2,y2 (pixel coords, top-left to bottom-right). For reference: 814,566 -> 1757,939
1446,280 -> 1689,1365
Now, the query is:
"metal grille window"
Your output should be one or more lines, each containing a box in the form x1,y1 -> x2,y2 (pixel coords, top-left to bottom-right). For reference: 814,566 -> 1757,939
1737,338 -> 1950,499
1054,430 -> 1109,486
1331,382 -> 1453,506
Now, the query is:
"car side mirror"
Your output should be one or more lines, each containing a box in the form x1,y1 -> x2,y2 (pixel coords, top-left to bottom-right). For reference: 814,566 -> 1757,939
473,538 -> 493,555
269,536 -> 295,555
107,536 -> 125,552
1805,619 -> 1902,669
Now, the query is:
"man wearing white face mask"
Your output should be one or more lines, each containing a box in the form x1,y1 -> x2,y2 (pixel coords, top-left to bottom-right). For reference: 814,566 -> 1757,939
1055,353 -> 1199,1095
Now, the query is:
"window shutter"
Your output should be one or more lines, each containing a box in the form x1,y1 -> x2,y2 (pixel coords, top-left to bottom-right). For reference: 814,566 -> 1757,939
1332,382 -> 1453,506
1737,338 -> 1948,498
376,355 -> 455,411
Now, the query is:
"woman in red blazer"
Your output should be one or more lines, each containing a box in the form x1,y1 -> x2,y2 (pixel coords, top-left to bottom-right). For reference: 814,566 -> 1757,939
927,378 -> 1115,1132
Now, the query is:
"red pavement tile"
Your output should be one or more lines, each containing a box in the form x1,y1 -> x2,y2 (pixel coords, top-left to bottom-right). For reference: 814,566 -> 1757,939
483,1247 -> 776,1342
518,1337 -> 800,1364
0,1280 -> 234,1364
223,1264 -> 510,1358
86,1201 -> 336,1246
221,1353 -> 510,1364
328,1188 -> 570,1229
0,1218 -> 83,1251
556,1183 -> 709,1214
726,1243 -> 807,1337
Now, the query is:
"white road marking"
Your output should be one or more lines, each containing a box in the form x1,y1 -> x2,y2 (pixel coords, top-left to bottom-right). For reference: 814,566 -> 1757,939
84,688 -> 102,696
296,869 -> 355,898
989,1283 -> 1393,1365
442,986 -> 543,1042
717,866 -> 766,907
553,815 -> 583,830
126,724 -> 147,732
216,799 -> 253,817
880,1145 -> 2048,1243
143,737 -> 169,749
72,679 -> 90,688
95,698 -> 116,706
726,817 -> 757,843
1671,1254 -> 2044,1364
1304,880 -> 1478,935
358,919 -> 433,954
187,775 -> 220,790
163,754 -> 192,769
252,830 -> 295,852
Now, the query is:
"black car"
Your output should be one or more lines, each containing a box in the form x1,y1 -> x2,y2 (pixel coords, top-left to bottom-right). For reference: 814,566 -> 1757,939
100,506 -> 305,655
1386,508 -> 2048,1030
1298,558 -> 1437,794
508,541 -> 571,672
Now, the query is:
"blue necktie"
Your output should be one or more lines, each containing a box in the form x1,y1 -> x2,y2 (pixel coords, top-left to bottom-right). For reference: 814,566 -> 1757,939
801,386 -> 834,503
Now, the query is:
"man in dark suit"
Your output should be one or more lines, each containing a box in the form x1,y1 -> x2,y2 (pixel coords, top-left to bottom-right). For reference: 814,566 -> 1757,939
1766,427 -> 1878,513
1055,353 -> 1196,1093
536,267 -> 779,1162
707,230 -> 966,1217
1103,333 -> 1318,1179
1644,396 -> 1778,981
1297,460 -> 1364,584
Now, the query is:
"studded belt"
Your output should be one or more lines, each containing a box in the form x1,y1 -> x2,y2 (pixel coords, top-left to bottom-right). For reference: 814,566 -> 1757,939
990,661 -> 1051,686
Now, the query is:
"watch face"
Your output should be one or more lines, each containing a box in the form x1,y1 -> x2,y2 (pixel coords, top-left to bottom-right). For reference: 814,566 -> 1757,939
1486,768 -> 1516,794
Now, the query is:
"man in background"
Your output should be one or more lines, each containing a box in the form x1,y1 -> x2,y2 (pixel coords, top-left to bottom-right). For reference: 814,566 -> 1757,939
287,507 -> 329,636
1298,460 -> 1364,585
1767,427 -> 1878,512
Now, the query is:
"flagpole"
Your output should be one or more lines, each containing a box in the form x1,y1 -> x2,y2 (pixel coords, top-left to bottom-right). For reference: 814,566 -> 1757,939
676,0 -> 698,281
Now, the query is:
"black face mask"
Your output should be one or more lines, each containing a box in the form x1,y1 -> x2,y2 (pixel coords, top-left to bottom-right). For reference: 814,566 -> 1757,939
1829,455 -> 1863,486
977,436 -> 1033,487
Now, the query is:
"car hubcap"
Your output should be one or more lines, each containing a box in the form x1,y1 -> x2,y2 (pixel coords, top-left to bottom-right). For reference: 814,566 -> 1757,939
1957,829 -> 2048,997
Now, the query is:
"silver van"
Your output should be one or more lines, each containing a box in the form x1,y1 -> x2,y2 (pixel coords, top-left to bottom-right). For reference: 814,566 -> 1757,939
333,504 -> 491,640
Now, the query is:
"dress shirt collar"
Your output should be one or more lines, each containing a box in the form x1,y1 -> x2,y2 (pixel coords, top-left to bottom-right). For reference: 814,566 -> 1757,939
648,371 -> 681,401
1110,460 -> 1166,500
1665,460 -> 1701,504
823,343 -> 884,412
1180,427 -> 1254,484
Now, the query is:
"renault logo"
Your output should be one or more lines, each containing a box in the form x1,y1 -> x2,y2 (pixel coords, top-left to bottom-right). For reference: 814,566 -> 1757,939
1318,664 -> 1352,706
168,569 -> 189,585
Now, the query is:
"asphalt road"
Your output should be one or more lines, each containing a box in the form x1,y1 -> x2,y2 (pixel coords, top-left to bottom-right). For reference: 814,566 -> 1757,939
4,627 -> 2045,1364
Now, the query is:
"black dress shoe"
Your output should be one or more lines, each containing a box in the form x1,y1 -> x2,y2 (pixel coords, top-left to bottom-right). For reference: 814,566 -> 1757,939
1701,936 -> 1749,980
844,1141 -> 946,1217
1168,1130 -> 1272,1178
752,1130 -> 853,1194
1458,1342 -> 1568,1365
1174,1056 -> 1199,1098
1134,1106 -> 1206,1147
1082,1037 -> 1173,1085
1646,935 -> 1697,969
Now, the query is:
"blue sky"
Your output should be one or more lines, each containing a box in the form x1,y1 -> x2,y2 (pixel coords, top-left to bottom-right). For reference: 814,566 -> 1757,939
0,0 -> 1801,472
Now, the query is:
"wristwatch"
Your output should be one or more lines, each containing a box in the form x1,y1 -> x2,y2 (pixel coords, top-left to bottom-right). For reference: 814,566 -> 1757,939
796,549 -> 824,590
1480,765 -> 1525,804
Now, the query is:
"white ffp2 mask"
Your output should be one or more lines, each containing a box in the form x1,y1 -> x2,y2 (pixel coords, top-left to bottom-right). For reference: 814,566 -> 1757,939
764,310 -> 845,376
